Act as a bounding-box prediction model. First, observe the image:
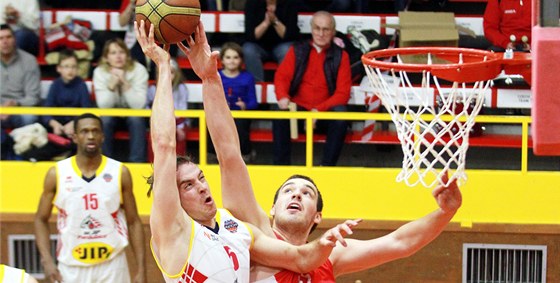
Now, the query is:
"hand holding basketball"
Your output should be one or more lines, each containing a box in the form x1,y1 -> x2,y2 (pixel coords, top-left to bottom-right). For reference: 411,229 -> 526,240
177,22 -> 220,80
134,20 -> 170,66
135,0 -> 201,44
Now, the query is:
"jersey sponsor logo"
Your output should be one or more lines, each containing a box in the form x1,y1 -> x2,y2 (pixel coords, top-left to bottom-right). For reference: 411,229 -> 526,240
203,230 -> 220,241
79,215 -> 106,239
80,215 -> 102,230
64,186 -> 82,192
72,242 -> 113,264
103,173 -> 113,182
504,9 -> 517,14
64,176 -> 73,183
224,219 -> 238,233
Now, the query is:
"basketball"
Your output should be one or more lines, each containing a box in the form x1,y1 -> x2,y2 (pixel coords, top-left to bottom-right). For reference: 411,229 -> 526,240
135,0 -> 201,44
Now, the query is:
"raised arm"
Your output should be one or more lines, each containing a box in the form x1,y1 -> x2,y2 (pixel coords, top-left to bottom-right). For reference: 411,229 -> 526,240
330,176 -> 462,276
177,22 -> 272,233
250,219 -> 360,273
134,21 -> 191,256
34,167 -> 63,283
120,165 -> 146,283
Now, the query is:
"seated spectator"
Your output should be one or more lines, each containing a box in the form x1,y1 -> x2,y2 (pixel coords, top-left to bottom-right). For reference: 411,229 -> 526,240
0,0 -> 39,55
41,49 -> 93,139
0,24 -> 40,160
217,42 -> 258,163
273,11 -> 350,166
93,38 -> 148,163
243,0 -> 300,82
146,58 -> 188,155
483,0 -> 531,52
0,24 -> 40,129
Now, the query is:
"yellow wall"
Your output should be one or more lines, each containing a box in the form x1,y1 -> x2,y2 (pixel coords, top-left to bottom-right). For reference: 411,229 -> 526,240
1,161 -> 559,226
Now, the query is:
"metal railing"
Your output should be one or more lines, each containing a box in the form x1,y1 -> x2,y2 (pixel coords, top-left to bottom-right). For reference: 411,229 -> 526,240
0,107 -> 532,171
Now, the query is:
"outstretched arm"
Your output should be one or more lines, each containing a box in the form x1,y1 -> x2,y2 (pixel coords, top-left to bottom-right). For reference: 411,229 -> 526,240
134,20 -> 192,273
177,22 -> 272,234
250,219 -> 361,273
330,176 -> 462,276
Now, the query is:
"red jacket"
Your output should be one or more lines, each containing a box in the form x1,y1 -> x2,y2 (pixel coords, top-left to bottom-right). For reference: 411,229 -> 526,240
274,43 -> 351,112
483,0 -> 532,49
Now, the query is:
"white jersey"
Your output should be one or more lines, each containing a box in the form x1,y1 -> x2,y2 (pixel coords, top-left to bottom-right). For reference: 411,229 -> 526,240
0,264 -> 29,283
53,156 -> 129,266
152,209 -> 253,283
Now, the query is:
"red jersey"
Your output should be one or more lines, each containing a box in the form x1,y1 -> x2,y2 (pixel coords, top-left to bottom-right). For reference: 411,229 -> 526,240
253,231 -> 336,282
253,259 -> 336,283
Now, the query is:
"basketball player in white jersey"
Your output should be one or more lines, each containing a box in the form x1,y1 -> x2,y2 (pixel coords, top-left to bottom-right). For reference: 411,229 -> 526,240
215,12 -> 464,282
35,113 -> 146,283
0,264 -> 38,283
135,20 -> 360,283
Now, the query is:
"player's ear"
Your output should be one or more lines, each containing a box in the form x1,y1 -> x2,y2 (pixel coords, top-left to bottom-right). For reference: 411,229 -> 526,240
269,205 -> 276,217
313,212 -> 322,225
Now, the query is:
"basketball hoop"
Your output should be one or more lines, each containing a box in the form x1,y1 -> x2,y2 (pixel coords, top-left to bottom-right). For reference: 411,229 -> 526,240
362,47 -> 530,188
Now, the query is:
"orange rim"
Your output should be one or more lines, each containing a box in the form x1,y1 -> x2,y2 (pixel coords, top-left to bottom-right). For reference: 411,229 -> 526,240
362,47 -> 531,83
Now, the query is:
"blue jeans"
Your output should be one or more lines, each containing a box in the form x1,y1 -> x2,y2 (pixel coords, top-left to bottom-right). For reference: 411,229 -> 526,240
272,105 -> 348,166
101,116 -> 147,163
242,42 -> 293,82
15,29 -> 39,56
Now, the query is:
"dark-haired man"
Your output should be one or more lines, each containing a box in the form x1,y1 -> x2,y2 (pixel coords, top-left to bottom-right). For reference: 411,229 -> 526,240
35,113 -> 147,283
135,19 -> 360,282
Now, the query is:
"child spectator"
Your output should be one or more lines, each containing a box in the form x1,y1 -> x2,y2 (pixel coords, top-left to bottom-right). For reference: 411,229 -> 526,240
218,42 -> 258,162
93,38 -> 148,163
146,59 -> 189,155
42,49 -> 93,138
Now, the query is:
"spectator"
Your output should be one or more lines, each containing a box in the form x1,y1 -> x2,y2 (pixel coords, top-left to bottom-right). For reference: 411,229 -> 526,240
0,24 -> 40,129
218,42 -> 258,163
93,38 -> 148,163
0,0 -> 40,55
243,0 -> 300,82
42,49 -> 93,139
146,58 -> 188,155
483,0 -> 532,52
273,11 -> 351,166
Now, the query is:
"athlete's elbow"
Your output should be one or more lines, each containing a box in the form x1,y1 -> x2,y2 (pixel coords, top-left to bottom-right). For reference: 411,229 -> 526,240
152,135 -> 176,152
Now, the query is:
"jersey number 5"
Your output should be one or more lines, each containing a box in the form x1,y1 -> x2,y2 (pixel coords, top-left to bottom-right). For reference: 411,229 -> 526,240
223,246 -> 239,271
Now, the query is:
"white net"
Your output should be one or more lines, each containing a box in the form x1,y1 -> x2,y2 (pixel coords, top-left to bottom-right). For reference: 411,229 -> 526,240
363,52 -> 491,188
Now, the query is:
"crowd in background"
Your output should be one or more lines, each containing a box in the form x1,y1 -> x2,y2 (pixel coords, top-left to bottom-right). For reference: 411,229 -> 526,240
1,0 -> 533,163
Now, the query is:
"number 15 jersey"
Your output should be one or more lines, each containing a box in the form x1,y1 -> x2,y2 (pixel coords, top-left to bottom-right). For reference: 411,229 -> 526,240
53,156 -> 129,266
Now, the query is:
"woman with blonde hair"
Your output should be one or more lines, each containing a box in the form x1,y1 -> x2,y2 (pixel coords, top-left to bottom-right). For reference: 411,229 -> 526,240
93,38 -> 149,162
